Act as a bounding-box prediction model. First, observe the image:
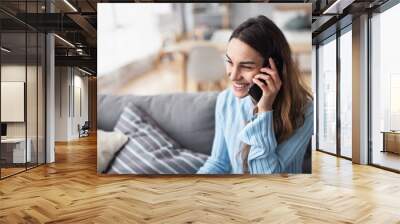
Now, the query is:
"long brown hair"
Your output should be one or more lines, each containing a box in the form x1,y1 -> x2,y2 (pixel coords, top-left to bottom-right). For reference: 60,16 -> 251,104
230,15 -> 312,173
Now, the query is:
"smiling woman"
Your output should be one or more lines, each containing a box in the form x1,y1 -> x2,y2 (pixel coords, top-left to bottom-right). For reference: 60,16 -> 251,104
197,15 -> 313,174
97,4 -> 313,176
225,39 -> 264,98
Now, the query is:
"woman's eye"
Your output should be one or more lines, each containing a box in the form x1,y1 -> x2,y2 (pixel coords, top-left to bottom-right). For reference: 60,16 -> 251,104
225,60 -> 233,64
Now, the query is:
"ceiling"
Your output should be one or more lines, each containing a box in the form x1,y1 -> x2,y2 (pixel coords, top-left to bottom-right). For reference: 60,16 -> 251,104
309,0 -> 390,44
0,0 -> 99,74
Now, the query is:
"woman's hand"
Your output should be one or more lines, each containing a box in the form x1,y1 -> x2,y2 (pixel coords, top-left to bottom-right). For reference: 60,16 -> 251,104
252,57 -> 282,113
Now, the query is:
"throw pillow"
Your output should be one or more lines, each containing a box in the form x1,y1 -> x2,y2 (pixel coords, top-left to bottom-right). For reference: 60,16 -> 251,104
97,130 -> 129,173
108,104 -> 208,174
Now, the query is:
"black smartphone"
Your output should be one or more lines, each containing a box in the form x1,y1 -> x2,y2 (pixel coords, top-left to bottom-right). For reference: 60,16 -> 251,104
248,56 -> 283,102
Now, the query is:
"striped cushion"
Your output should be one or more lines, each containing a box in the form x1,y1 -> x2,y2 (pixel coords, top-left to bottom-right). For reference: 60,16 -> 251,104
107,105 -> 208,174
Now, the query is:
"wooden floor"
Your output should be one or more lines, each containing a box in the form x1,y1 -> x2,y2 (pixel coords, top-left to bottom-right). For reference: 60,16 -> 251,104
115,57 -> 186,96
0,135 -> 400,223
112,57 -> 230,96
1,167 -> 26,178
372,150 -> 400,171
1,163 -> 45,178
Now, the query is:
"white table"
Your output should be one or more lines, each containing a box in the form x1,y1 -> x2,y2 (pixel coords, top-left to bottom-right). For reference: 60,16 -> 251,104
1,138 -> 31,163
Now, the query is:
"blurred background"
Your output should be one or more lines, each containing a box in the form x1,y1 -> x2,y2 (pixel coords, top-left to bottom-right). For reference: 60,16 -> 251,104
98,3 -> 311,95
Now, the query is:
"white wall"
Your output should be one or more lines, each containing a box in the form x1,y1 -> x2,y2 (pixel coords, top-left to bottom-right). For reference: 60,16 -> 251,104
98,3 -> 168,76
1,63 -> 46,164
55,67 -> 89,141
1,65 -> 26,134
71,73 -> 89,138
230,3 -> 274,29
1,65 -> 37,138
76,74 -> 89,124
55,66 -> 68,141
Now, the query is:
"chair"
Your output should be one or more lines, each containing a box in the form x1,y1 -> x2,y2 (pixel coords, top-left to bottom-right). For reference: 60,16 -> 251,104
156,32 -> 179,65
79,121 -> 90,138
187,46 -> 227,91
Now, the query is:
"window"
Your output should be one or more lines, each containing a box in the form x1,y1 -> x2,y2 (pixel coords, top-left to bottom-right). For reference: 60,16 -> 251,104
370,2 -> 400,171
317,36 -> 337,154
0,1 -> 46,179
339,28 -> 352,158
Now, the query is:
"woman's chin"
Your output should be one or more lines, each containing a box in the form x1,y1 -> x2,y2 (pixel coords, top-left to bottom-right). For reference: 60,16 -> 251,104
232,87 -> 249,98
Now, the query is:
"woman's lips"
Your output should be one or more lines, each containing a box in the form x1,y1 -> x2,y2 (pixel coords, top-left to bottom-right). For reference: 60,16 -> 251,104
233,82 -> 250,91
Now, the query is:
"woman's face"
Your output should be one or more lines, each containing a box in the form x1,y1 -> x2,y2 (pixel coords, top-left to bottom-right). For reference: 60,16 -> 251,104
225,38 -> 264,98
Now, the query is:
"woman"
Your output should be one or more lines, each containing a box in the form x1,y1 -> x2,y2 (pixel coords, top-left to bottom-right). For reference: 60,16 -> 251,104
197,15 -> 313,174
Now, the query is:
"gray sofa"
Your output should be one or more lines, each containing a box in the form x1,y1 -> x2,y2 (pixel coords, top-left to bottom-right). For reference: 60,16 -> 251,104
98,92 -> 311,173
98,92 -> 219,156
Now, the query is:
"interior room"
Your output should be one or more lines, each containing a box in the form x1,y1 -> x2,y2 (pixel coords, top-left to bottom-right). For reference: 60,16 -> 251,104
313,0 -> 400,171
0,0 -> 399,223
370,3 -> 400,171
97,3 -> 312,95
0,0 -> 97,179
0,21 -> 46,178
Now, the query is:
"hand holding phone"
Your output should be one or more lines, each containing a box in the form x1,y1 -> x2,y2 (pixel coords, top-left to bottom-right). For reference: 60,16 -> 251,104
248,57 -> 283,113
248,73 -> 266,103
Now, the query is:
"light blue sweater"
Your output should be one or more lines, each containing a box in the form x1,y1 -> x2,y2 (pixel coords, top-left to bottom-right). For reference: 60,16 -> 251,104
197,88 -> 313,174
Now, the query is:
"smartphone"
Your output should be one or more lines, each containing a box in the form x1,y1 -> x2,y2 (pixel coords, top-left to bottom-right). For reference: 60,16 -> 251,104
248,56 -> 283,102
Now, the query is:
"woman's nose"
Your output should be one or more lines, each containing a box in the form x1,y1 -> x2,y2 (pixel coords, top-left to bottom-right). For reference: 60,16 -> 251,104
229,67 -> 241,81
